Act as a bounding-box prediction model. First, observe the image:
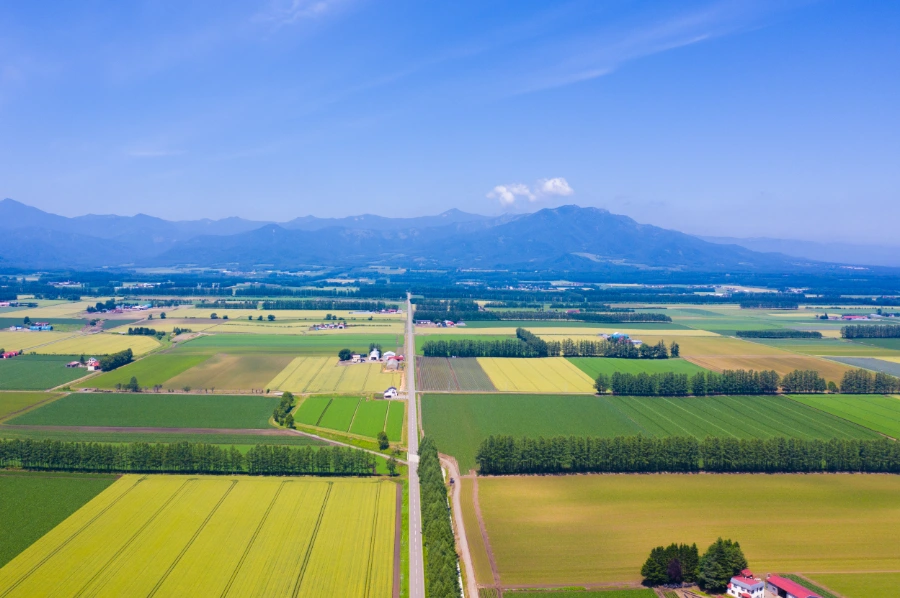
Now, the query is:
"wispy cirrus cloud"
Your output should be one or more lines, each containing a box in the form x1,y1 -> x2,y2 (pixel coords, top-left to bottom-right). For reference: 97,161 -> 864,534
256,0 -> 352,25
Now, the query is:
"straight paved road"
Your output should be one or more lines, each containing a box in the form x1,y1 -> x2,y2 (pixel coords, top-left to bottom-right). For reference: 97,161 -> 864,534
407,293 -> 426,598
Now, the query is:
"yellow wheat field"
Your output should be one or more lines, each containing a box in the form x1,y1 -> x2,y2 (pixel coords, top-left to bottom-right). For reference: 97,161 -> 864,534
30,333 -> 161,356
0,475 -> 398,598
14,300 -> 101,319
0,331 -> 78,352
477,357 -> 595,393
203,321 -> 405,335
267,356 -> 402,394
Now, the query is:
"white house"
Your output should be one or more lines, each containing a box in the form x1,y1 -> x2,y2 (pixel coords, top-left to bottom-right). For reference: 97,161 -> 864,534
87,357 -> 102,372
369,348 -> 381,361
383,387 -> 399,399
727,570 -> 765,598
351,354 -> 362,363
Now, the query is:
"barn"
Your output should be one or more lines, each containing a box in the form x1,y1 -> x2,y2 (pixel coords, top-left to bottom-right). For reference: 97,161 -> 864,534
765,575 -> 823,598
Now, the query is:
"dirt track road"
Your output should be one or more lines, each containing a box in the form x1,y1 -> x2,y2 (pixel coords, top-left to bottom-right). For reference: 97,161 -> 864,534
441,454 -> 479,598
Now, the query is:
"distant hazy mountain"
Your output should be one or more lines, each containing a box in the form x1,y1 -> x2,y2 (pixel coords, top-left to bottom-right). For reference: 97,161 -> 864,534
702,235 -> 900,268
0,198 -> 864,272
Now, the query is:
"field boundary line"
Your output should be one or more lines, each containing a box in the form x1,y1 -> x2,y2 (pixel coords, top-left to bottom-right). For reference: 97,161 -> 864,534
795,574 -> 848,598
783,395 -> 897,440
291,481 -> 334,598
220,480 -> 288,598
448,358 -> 463,392
72,478 -> 194,598
147,480 -> 238,598
382,399 -> 391,434
363,483 -> 384,598
472,475 -> 502,590
347,396 -> 363,433
314,398 -> 334,427
0,392 -> 69,424
0,475 -> 146,598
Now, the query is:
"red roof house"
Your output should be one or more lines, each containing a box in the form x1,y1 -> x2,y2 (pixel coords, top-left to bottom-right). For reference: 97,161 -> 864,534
765,575 -> 823,598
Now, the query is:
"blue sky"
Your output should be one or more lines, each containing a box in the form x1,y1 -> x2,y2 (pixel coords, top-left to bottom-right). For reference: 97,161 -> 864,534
1,1 -> 898,243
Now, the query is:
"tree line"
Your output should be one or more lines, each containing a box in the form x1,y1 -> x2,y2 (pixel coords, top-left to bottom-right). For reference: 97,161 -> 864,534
99,348 -> 133,371
273,392 -> 295,428
475,435 -> 900,474
418,437 -> 462,598
840,368 -> 900,393
422,331 -> 671,359
842,324 -> 900,338
126,327 -> 165,339
594,369 -> 826,396
643,539 -> 747,592
0,439 -> 379,476
739,300 -> 799,309
203,300 -> 259,309
261,300 -> 391,311
736,330 -> 822,339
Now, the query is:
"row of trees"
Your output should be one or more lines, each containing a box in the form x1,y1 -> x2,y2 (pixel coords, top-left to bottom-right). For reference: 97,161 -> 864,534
126,327 -> 164,339
0,439 -> 380,475
261,300 -> 390,311
842,324 -> 900,338
99,348 -> 133,371
422,333 -> 671,359
739,300 -> 799,309
595,369 -> 784,396
642,539 -> 747,592
840,368 -> 900,393
273,392 -> 295,428
419,437 -> 461,598
474,435 -> 900,474
205,300 -> 258,309
736,330 -> 822,339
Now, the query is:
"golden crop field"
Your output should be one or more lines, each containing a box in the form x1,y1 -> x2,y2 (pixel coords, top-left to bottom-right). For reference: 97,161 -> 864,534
267,357 -> 402,394
636,334 -> 789,356
30,333 -> 161,356
685,354 -> 854,382
13,301 -> 98,319
0,331 -> 78,352
0,475 -> 398,598
170,307 -> 403,321
105,319 -> 220,334
164,353 -> 295,390
477,357 -> 595,393
419,326 -> 716,336
205,321 -> 405,335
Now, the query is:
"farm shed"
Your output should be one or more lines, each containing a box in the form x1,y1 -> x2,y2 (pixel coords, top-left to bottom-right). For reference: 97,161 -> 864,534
765,575 -> 822,598
369,348 -> 381,361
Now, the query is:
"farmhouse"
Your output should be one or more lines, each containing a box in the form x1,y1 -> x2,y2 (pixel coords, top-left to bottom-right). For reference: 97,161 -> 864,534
66,361 -> 81,368
351,354 -> 362,363
86,357 -> 102,371
2,351 -> 21,359
383,386 -> 398,399
727,569 -> 764,598
841,314 -> 869,321
765,575 -> 822,598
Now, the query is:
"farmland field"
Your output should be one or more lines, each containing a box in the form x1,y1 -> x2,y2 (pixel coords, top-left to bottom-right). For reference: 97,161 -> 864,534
567,357 -> 708,378
31,333 -> 161,356
0,475 -> 397,597
317,396 -> 361,432
164,353 -> 294,391
423,393 -> 879,471
751,338 -> 900,357
172,333 -> 400,355
414,334 -> 514,353
825,356 -> 900,377
457,321 -> 692,330
0,318 -> 87,332
0,471 -> 118,568
478,357 -> 596,393
0,426 -> 325,447
684,354 -> 853,382
469,474 -> 900,586
80,353 -> 212,389
294,395 -> 334,426
787,394 -> 900,439
0,355 -> 89,390
385,401 -> 404,442
172,307 -> 403,321
268,357 -> 402,394
848,338 -> 900,351
807,573 -> 900,598
208,320 -> 405,335
417,357 -> 496,392
7,393 -> 280,429
0,392 -> 62,421
0,330 -> 78,352
349,400 -> 389,437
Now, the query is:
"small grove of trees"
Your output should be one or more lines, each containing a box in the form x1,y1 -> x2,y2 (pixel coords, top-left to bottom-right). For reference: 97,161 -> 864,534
842,324 -> 900,339
377,431 -> 390,450
641,543 -> 700,586
737,330 -> 822,339
780,370 -> 827,393
338,348 -> 353,361
0,439 -> 379,476
423,330 -> 670,359
172,327 -> 192,335
840,368 -> 900,393
698,539 -> 749,592
419,437 -> 462,598
475,435 -> 900,475
99,348 -> 133,372
595,369 -> 782,396
127,327 -> 165,339
273,392 -> 294,428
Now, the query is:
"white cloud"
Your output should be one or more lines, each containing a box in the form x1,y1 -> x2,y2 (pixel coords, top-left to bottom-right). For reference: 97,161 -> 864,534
488,177 -> 574,206
536,177 -> 574,197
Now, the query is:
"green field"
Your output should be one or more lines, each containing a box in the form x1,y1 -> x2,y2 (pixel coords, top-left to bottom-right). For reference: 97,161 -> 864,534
317,396 -> 361,432
849,338 -> 900,351
294,395 -> 333,425
460,321 -> 690,329
470,474 -> 900,586
349,399 -> 389,437
567,357 -> 708,378
787,394 -> 900,439
385,401 -> 404,442
423,393 -> 879,471
0,426 -> 324,446
163,353 -> 294,391
7,393 -> 280,429
81,353 -> 212,389
0,471 -> 117,567
414,334 -> 514,353
510,591 -> 654,597
807,573 -> 900,598
0,318 -> 88,332
0,392 -> 62,421
0,355 -> 89,390
752,338 -> 900,356
172,333 -> 400,354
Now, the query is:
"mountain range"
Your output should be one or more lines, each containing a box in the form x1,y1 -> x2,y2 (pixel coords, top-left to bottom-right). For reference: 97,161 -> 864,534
0,198 -> 883,272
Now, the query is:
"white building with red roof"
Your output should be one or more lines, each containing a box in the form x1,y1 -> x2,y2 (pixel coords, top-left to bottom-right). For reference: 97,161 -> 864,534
765,574 -> 823,598
727,569 -> 764,598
